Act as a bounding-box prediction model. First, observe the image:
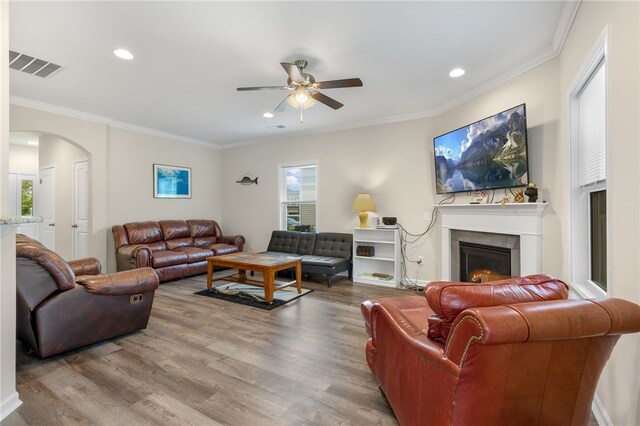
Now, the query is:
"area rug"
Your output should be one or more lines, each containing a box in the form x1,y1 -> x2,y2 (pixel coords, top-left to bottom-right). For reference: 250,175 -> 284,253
194,283 -> 313,310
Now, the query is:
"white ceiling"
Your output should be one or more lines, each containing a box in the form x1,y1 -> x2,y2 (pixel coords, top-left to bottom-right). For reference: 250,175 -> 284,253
9,1 -> 578,148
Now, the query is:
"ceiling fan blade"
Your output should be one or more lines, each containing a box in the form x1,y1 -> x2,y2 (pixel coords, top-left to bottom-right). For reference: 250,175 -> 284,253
310,92 -> 344,110
316,78 -> 363,89
237,86 -> 288,91
274,95 -> 291,112
280,62 -> 304,83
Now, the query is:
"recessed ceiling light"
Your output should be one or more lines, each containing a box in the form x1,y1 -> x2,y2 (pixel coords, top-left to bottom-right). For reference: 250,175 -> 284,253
449,68 -> 466,78
262,112 -> 274,118
27,141 -> 39,146
113,49 -> 134,60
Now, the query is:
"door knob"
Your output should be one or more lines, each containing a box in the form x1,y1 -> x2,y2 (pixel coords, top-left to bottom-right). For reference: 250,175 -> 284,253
48,223 -> 55,227
71,224 -> 78,228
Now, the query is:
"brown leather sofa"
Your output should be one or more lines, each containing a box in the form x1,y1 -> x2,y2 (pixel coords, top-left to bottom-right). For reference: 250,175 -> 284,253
113,219 -> 245,282
16,234 -> 159,358
361,275 -> 640,426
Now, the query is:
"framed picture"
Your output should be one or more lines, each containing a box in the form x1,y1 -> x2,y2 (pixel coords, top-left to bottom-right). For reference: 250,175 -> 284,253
153,164 -> 191,199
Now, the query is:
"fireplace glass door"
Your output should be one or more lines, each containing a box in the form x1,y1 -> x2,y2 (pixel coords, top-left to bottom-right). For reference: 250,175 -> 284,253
459,242 -> 511,283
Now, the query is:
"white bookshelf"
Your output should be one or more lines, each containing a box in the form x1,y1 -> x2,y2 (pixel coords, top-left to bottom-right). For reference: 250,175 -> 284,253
353,227 -> 401,287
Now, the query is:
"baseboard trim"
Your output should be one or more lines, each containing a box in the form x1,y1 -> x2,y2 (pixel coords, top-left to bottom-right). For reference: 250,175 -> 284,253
592,394 -> 612,426
0,392 -> 22,421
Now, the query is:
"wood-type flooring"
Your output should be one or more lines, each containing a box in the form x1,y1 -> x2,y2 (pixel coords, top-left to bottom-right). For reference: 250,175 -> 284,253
4,274 -> 414,425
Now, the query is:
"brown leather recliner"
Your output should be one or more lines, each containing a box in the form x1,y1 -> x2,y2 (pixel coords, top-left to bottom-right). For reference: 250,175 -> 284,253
361,275 -> 640,426
16,234 -> 159,358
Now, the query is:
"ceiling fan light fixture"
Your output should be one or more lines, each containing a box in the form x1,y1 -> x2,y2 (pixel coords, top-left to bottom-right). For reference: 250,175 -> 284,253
287,89 -> 316,109
294,91 -> 309,104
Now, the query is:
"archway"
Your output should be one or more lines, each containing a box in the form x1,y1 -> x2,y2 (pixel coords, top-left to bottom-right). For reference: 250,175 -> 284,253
9,130 -> 92,260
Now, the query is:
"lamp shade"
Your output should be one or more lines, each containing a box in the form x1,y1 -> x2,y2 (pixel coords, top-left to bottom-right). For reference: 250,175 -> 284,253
352,193 -> 376,212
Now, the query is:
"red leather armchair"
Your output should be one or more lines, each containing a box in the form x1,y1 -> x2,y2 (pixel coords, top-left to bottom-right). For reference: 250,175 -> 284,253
361,275 -> 640,426
16,234 -> 159,358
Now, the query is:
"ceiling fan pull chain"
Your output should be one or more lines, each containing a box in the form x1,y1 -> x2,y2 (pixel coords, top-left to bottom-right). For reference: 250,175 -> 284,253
300,104 -> 304,124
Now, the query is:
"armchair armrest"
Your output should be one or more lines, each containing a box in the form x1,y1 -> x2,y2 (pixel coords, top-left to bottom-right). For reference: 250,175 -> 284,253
68,257 -> 102,277
221,234 -> 245,250
366,297 -> 459,377
76,267 -> 159,296
443,298 -> 640,367
116,244 -> 151,269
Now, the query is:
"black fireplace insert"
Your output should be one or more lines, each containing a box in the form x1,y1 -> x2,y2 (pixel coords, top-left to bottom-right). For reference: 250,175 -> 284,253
459,241 -> 511,282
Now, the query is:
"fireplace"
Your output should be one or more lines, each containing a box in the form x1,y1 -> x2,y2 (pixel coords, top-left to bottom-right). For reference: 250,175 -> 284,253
459,242 -> 511,282
438,203 -> 547,281
450,229 -> 520,282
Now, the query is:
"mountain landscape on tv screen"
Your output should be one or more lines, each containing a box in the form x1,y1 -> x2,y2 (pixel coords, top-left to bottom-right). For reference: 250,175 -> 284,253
435,105 -> 528,193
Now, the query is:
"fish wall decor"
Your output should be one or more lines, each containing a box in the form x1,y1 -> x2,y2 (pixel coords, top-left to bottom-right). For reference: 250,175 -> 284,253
236,175 -> 258,185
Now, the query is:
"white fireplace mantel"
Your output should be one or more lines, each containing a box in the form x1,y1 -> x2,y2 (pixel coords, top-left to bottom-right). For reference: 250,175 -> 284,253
438,203 -> 548,280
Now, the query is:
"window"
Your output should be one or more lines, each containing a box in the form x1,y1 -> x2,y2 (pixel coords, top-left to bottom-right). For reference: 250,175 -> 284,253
280,163 -> 317,232
21,180 -> 34,216
570,32 -> 608,296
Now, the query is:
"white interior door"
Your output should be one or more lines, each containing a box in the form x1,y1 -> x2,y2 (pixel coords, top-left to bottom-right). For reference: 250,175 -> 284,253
12,173 -> 38,238
38,166 -> 56,250
72,160 -> 89,259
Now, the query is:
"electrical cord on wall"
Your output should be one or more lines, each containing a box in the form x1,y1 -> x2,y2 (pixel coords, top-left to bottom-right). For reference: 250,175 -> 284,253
396,194 -> 456,290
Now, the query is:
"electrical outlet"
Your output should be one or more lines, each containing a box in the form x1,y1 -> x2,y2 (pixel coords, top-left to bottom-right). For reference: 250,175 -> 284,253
417,255 -> 423,264
424,212 -> 430,222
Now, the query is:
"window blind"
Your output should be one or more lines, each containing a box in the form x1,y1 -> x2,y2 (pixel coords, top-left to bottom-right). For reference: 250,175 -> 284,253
578,61 -> 606,187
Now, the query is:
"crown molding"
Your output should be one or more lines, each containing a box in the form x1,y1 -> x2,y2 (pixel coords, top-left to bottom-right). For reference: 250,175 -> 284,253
10,96 -> 220,150
552,1 -> 581,53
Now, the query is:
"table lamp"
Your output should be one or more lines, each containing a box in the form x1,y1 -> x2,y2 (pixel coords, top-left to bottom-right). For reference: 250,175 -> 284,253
352,193 -> 377,228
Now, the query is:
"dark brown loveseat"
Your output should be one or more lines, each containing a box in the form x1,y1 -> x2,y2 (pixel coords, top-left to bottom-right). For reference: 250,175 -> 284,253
16,234 -> 159,358
113,219 -> 245,282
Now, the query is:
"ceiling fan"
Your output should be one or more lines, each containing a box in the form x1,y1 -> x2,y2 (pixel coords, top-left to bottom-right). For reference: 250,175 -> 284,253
237,59 -> 363,123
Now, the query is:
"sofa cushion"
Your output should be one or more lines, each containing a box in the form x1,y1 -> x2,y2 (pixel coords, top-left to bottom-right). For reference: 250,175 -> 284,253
193,236 -> 217,247
296,233 -> 317,255
159,220 -> 191,240
206,244 -> 239,256
267,231 -> 300,254
147,241 -> 167,252
312,233 -> 352,259
301,255 -> 349,267
165,237 -> 194,250
188,220 -> 222,238
174,247 -> 214,263
424,274 -> 569,344
124,221 -> 163,245
151,250 -> 189,268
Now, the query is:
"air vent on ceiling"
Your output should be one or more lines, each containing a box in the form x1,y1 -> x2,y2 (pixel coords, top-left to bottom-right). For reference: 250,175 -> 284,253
9,50 -> 63,78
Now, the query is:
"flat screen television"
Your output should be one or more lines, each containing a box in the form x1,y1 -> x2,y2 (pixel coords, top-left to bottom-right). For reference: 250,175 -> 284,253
434,104 -> 529,194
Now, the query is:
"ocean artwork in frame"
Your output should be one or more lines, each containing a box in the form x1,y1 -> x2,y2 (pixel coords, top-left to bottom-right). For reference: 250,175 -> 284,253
153,164 -> 192,199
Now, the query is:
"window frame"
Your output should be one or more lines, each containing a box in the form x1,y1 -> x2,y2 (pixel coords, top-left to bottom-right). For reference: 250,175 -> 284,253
568,26 -> 610,299
278,160 -> 319,232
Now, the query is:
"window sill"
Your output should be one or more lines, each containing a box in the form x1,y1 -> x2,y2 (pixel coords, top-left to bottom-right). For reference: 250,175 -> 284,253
569,280 -> 607,300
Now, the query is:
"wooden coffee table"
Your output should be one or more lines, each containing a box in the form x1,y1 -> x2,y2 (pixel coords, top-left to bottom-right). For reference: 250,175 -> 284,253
206,252 -> 302,304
